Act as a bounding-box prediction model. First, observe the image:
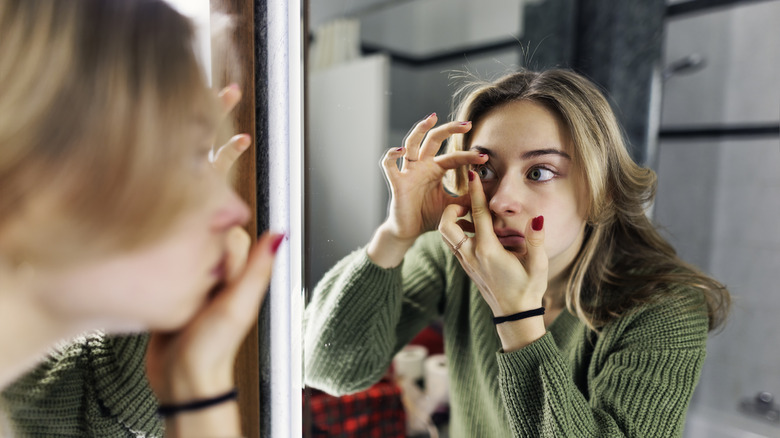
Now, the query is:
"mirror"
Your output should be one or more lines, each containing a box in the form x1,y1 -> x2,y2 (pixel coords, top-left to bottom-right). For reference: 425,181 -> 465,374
179,1 -> 305,437
304,0 -> 780,436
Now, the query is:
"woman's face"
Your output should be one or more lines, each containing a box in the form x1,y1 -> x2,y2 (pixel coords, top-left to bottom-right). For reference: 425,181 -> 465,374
34,152 -> 250,333
469,99 -> 588,281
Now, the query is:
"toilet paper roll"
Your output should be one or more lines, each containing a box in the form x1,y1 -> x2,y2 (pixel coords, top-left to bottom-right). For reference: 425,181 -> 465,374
392,345 -> 428,381
424,354 -> 449,407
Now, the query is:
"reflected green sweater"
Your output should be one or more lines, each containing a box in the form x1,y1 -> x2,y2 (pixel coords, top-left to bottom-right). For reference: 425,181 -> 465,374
1,333 -> 162,437
304,232 -> 709,437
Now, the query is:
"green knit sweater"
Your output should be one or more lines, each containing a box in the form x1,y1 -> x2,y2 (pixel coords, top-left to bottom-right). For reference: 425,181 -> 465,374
1,332 -> 163,437
304,232 -> 709,437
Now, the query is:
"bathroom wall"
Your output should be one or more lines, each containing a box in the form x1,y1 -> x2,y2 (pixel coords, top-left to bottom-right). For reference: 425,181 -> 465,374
653,1 -> 780,435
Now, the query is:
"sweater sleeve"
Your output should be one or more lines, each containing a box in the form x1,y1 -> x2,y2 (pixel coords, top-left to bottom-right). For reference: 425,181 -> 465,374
0,332 -> 162,437
304,232 -> 448,395
496,289 -> 709,437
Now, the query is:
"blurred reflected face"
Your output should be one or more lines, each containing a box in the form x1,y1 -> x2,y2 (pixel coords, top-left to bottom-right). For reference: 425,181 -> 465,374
469,100 -> 588,280
34,150 -> 250,332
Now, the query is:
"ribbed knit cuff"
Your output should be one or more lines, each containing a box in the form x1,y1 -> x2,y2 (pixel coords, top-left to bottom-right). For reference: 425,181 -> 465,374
327,248 -> 405,317
495,331 -> 559,375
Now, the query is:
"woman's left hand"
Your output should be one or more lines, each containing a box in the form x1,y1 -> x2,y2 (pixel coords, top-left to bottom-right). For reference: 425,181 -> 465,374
210,84 -> 251,178
438,170 -> 548,320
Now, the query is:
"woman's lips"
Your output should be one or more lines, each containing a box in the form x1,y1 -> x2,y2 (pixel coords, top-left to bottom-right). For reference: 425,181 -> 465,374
495,228 -> 524,247
497,235 -> 525,247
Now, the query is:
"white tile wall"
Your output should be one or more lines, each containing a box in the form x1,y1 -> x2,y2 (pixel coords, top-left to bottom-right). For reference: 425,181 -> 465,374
662,1 -> 780,127
658,5 -> 780,430
655,140 -> 720,271
656,138 -> 780,433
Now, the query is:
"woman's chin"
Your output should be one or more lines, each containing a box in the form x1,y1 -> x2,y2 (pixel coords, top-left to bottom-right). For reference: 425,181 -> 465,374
151,291 -> 212,332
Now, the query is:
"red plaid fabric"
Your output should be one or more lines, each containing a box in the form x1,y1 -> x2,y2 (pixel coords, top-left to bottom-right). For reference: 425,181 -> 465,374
305,379 -> 406,437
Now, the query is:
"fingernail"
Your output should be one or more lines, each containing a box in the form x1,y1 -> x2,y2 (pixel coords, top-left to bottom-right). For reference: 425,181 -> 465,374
478,153 -> 487,157
459,121 -> 471,125
532,216 -> 544,231
468,170 -> 475,182
271,233 -> 286,254
426,112 -> 436,119
396,147 -> 404,152
229,83 -> 240,90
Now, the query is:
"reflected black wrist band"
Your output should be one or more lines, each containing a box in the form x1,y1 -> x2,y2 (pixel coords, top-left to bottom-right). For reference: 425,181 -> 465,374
493,307 -> 545,324
157,388 -> 238,417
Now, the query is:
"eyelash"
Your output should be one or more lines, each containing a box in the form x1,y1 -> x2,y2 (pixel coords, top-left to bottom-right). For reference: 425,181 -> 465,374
471,164 -> 558,183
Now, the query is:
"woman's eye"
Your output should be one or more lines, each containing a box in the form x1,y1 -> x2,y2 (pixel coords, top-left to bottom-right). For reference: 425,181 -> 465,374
473,165 -> 496,181
527,167 -> 555,182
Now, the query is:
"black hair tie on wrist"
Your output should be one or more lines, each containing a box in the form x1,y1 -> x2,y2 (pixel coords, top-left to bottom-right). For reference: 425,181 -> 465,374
493,307 -> 545,324
157,388 -> 238,417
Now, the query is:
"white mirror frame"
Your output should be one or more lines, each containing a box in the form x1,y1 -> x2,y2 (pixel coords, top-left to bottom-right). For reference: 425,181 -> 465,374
267,0 -> 304,436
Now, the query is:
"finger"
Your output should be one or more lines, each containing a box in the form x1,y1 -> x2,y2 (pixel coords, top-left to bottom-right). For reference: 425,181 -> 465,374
212,134 -> 251,176
381,146 -> 405,179
225,226 -> 251,282
419,120 -> 472,158
217,84 -> 242,118
439,203 -> 469,250
523,215 -> 548,289
402,113 -> 437,161
456,219 -> 475,234
467,170 -> 498,245
220,231 -> 285,320
432,150 -> 488,170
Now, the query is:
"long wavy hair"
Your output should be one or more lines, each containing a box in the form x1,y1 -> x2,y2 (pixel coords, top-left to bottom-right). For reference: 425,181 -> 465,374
445,69 -> 730,331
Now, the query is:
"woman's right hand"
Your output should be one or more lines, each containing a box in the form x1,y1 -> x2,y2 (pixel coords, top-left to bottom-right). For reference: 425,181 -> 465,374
367,113 -> 487,268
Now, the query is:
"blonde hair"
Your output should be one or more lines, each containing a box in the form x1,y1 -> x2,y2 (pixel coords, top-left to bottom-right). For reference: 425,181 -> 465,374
446,69 -> 730,331
0,0 -> 219,266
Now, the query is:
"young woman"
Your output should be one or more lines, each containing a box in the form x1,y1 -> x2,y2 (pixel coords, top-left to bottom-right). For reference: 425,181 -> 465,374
0,1 -> 280,436
304,69 -> 730,437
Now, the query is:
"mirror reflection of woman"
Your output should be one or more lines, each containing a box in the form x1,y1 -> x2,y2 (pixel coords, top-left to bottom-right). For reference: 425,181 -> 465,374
0,1 -> 280,436
305,69 -> 730,437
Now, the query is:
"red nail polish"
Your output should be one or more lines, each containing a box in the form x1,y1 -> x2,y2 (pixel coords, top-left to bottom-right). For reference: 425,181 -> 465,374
468,170 -> 475,182
271,234 -> 285,254
459,121 -> 471,125
396,147 -> 404,152
478,153 -> 487,157
426,112 -> 436,119
532,216 -> 544,231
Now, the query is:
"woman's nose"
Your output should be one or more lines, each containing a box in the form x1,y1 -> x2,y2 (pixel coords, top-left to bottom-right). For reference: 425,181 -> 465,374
211,188 -> 251,232
488,177 -> 523,216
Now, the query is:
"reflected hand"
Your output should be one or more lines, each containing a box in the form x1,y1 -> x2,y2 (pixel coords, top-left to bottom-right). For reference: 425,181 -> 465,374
379,113 -> 487,244
210,84 -> 251,178
438,170 -> 548,316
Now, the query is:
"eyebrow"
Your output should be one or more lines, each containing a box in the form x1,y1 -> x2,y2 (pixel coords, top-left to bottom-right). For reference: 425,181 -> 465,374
470,146 -> 571,160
